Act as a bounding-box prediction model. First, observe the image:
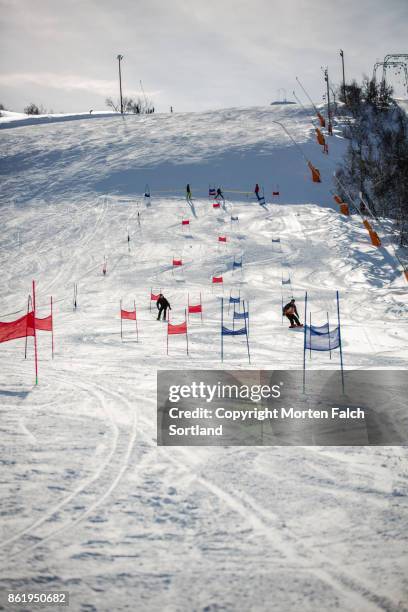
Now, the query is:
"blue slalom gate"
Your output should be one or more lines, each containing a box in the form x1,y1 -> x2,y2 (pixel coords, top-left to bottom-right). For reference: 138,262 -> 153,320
221,298 -> 250,363
233,299 -> 250,336
228,289 -> 240,314
303,291 -> 344,392
232,255 -> 243,273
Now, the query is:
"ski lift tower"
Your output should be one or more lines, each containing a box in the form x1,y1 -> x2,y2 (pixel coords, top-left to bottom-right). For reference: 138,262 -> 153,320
373,54 -> 408,95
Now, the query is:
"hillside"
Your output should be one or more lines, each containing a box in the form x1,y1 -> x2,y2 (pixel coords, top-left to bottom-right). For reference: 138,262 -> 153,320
0,105 -> 407,611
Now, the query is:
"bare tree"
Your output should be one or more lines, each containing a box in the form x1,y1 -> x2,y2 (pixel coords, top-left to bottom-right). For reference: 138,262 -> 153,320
105,95 -> 154,114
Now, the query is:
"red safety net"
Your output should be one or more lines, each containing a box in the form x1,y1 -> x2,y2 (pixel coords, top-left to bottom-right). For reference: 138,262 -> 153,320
151,293 -> 160,301
0,312 -> 34,343
35,314 -> 53,331
218,236 -> 227,242
212,276 -> 223,283
121,309 -> 136,320
168,321 -> 187,335
181,219 -> 190,226
213,202 -> 220,209
172,259 -> 183,266
188,304 -> 202,314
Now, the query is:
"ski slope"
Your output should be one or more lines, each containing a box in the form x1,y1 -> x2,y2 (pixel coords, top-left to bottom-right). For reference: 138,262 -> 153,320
1,105 -> 407,612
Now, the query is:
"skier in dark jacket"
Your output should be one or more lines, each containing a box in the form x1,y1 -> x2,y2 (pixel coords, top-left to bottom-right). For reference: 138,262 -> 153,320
254,183 -> 260,200
283,299 -> 302,328
216,187 -> 225,201
157,294 -> 171,321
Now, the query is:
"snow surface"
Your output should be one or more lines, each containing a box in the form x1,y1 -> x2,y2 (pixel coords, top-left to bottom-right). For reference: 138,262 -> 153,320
0,105 -> 407,611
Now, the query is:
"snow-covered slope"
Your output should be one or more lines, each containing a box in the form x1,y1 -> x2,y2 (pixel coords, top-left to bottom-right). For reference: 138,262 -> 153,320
0,105 -> 407,611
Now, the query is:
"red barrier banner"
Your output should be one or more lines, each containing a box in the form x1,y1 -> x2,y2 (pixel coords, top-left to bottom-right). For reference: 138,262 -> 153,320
212,276 -> 223,283
168,321 -> 187,335
0,312 -> 35,343
121,309 -> 136,320
218,236 -> 227,242
173,259 -> 183,266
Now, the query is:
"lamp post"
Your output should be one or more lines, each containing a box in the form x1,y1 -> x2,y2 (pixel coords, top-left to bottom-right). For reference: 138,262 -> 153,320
117,54 -> 124,114
340,49 -> 346,103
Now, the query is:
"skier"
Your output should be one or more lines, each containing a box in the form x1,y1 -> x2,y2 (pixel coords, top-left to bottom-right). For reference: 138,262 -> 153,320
157,294 -> 171,321
283,298 -> 303,328
254,183 -> 260,200
216,187 -> 225,201
186,184 -> 192,201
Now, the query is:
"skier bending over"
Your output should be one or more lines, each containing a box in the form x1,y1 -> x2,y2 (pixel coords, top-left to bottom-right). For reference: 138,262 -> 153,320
216,187 -> 225,201
283,298 -> 303,328
157,294 -> 171,321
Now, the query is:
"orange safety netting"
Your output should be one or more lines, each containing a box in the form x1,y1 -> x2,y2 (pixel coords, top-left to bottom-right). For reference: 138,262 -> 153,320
316,128 -> 325,146
369,230 -> 381,247
308,162 -> 321,183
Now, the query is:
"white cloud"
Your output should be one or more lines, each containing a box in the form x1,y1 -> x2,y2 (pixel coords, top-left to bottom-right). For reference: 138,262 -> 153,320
0,73 -> 160,99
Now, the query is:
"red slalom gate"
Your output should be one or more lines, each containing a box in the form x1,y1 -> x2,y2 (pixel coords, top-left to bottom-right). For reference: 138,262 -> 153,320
212,276 -> 223,284
150,288 -> 162,312
33,296 -> 54,358
24,293 -> 54,359
213,202 -> 221,209
218,236 -> 227,243
167,309 -> 189,355
187,293 -> 203,321
0,311 -> 35,344
172,258 -> 183,267
0,282 -> 54,382
120,300 -> 138,341
181,219 -> 190,226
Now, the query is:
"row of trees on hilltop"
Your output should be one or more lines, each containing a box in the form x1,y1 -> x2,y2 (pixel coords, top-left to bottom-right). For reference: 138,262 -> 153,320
105,96 -> 154,114
336,77 -> 408,246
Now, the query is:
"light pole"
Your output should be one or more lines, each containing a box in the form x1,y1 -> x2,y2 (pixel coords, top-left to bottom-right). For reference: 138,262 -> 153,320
117,54 -> 124,114
340,49 -> 346,103
324,68 -> 333,135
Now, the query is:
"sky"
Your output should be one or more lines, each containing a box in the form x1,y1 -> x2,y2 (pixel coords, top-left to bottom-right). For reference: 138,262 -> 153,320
0,0 -> 407,114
